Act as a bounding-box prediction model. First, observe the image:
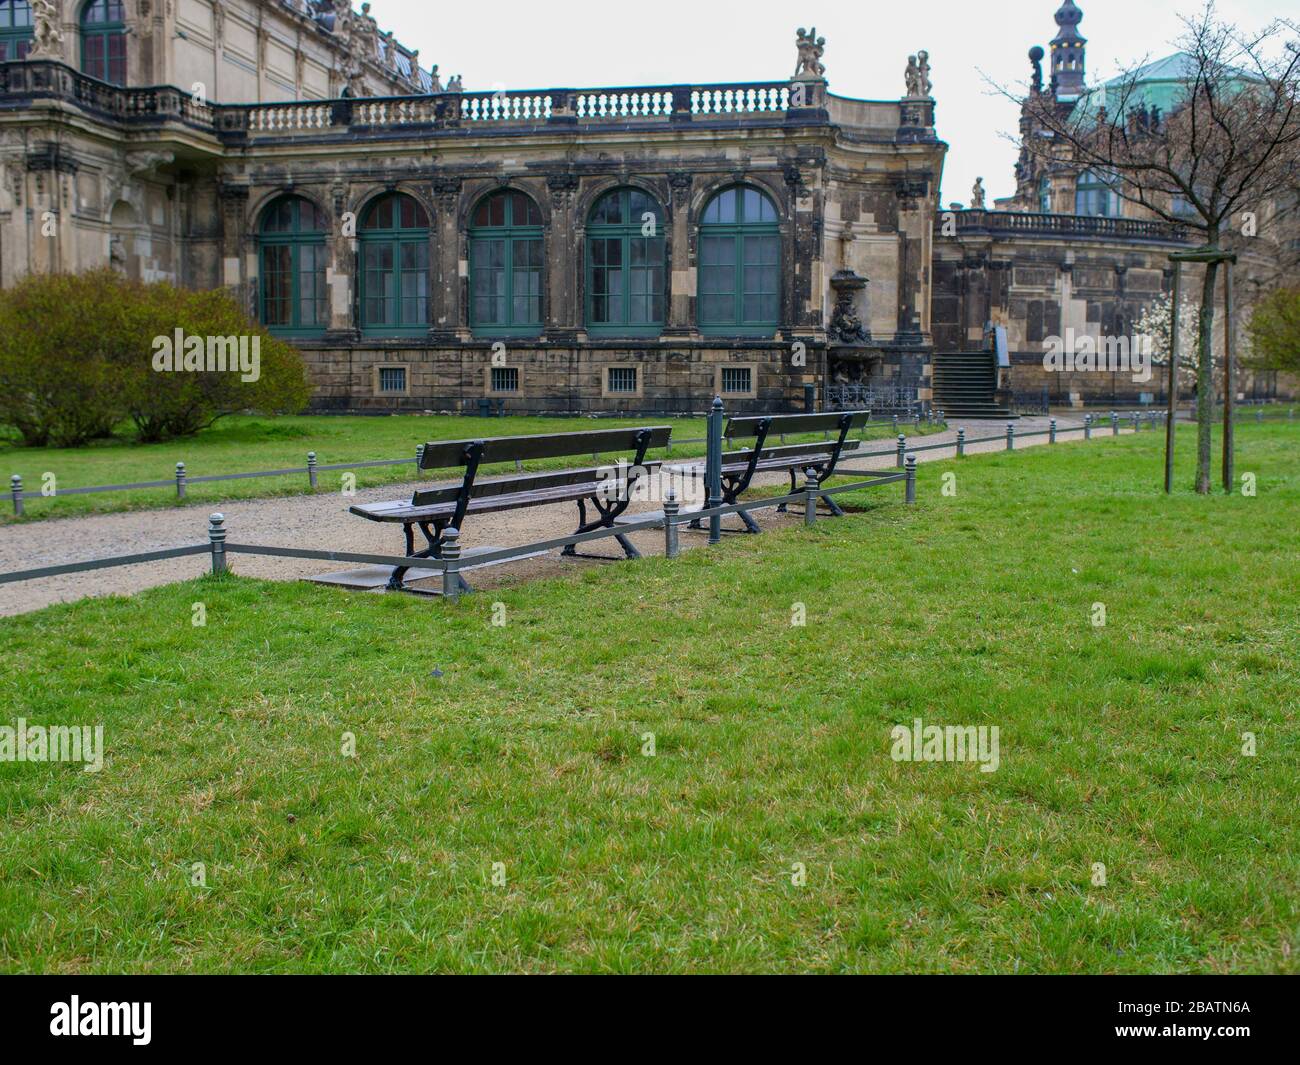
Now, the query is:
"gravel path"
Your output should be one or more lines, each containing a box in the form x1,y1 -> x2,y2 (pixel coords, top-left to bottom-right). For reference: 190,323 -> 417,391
0,415 -> 1116,617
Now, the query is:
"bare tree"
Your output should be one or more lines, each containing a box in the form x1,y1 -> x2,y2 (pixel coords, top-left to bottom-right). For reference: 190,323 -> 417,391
1015,3 -> 1300,493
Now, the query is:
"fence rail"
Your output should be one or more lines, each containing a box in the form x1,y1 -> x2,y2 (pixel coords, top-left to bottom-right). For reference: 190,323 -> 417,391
6,413 -> 963,515
2,402 -> 1291,595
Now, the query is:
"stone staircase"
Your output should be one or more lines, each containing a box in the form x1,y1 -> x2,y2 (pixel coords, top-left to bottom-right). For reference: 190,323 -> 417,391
931,351 -> 1016,420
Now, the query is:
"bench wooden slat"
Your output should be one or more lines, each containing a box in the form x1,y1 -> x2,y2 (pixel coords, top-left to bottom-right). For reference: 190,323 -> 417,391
354,472 -> 657,523
669,439 -> 861,473
724,411 -> 870,438
419,426 -> 671,469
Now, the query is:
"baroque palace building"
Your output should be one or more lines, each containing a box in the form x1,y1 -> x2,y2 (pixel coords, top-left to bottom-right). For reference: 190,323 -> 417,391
0,0 -> 1290,414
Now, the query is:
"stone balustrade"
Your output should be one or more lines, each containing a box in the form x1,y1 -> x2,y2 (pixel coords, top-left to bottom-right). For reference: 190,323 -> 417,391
2,61 -> 888,143
941,207 -> 1192,244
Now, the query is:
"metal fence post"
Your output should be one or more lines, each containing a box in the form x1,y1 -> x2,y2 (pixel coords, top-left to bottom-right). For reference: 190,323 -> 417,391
1256,408 -> 1263,423
415,443 -> 425,478
804,468 -> 818,527
1084,414 -> 1092,440
307,452 -> 318,489
175,462 -> 186,500
208,513 -> 227,575
663,490 -> 680,559
1111,410 -> 1119,436
10,474 -> 23,516
956,428 -> 965,458
1132,412 -> 1140,433
441,527 -> 462,602
892,415 -> 899,434
896,434 -> 906,468
905,455 -> 917,504
1006,422 -> 1015,451
706,395 -> 723,545
1049,418 -> 1057,444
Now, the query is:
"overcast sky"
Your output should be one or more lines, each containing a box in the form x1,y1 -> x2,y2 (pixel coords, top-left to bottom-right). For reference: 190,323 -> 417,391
371,0 -> 1295,207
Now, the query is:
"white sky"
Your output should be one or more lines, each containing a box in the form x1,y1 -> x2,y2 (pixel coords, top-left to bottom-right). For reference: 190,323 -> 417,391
370,0 -> 1295,207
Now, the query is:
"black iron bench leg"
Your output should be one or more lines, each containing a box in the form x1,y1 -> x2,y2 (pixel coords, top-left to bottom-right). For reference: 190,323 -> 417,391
738,507 -> 762,534
561,500 -> 586,557
564,497 -> 641,560
387,522 -> 422,591
777,468 -> 798,512
824,494 -> 846,518
388,521 -> 470,594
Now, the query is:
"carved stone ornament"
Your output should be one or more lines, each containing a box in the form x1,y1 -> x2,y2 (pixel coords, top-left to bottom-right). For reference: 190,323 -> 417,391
28,0 -> 65,59
828,268 -> 871,345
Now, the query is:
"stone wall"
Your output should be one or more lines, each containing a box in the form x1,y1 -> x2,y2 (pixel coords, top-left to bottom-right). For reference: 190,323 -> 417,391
298,340 -> 822,415
933,213 -> 1291,407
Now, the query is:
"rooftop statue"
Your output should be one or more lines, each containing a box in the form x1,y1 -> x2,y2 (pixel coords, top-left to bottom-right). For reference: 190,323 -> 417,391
794,27 -> 826,80
28,0 -> 65,60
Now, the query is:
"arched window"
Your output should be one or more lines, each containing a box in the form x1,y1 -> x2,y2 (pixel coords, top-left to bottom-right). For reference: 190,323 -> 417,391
586,187 -> 665,334
0,1 -> 33,61
698,185 -> 779,333
81,0 -> 127,86
258,195 -> 329,334
359,192 -> 430,333
469,189 -> 543,334
1075,170 -> 1120,217
1038,175 -> 1052,214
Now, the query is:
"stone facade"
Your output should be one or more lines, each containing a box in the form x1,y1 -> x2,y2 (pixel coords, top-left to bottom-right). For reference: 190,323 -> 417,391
930,210 -> 1281,408
0,3 -> 1291,415
0,8 -> 946,414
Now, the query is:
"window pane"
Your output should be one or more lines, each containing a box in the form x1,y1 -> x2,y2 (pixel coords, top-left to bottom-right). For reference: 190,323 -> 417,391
592,192 -> 622,225
262,246 -> 291,326
703,189 -> 737,224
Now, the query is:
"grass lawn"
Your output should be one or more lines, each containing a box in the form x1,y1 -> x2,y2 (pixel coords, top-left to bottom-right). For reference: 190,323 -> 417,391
0,422 -> 1296,973
0,412 -> 946,524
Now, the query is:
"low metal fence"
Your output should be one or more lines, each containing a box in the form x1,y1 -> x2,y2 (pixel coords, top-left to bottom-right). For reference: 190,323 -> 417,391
5,411 -> 952,516
5,401 -> 1288,599
0,466 -> 913,601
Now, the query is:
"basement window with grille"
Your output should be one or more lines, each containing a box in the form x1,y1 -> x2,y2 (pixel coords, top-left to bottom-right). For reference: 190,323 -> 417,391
720,366 -> 753,395
607,366 -> 638,394
490,366 -> 520,393
377,366 -> 407,394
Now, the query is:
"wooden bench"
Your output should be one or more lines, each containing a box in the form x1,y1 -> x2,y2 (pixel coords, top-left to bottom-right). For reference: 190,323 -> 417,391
349,426 -> 671,592
678,411 -> 870,533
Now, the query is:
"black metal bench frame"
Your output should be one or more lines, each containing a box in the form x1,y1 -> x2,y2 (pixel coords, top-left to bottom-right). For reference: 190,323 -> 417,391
689,411 -> 870,533
351,426 -> 670,591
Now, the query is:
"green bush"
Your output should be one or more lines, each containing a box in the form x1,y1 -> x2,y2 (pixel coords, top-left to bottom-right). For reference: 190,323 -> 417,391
128,283 -> 312,442
0,270 -> 136,446
0,269 -> 311,447
1246,286 -> 1300,375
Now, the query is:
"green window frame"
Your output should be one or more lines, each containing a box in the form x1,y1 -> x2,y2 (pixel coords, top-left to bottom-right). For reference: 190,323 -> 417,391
258,195 -> 329,335
0,1 -> 34,62
585,187 -> 665,335
359,192 -> 430,335
698,185 -> 780,334
81,0 -> 126,86
1075,169 -> 1120,217
469,190 -> 543,336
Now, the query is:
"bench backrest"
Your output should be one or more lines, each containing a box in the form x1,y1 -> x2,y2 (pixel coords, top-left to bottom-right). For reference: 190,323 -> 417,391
724,411 -> 869,439
411,461 -> 661,508
420,426 -> 672,470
